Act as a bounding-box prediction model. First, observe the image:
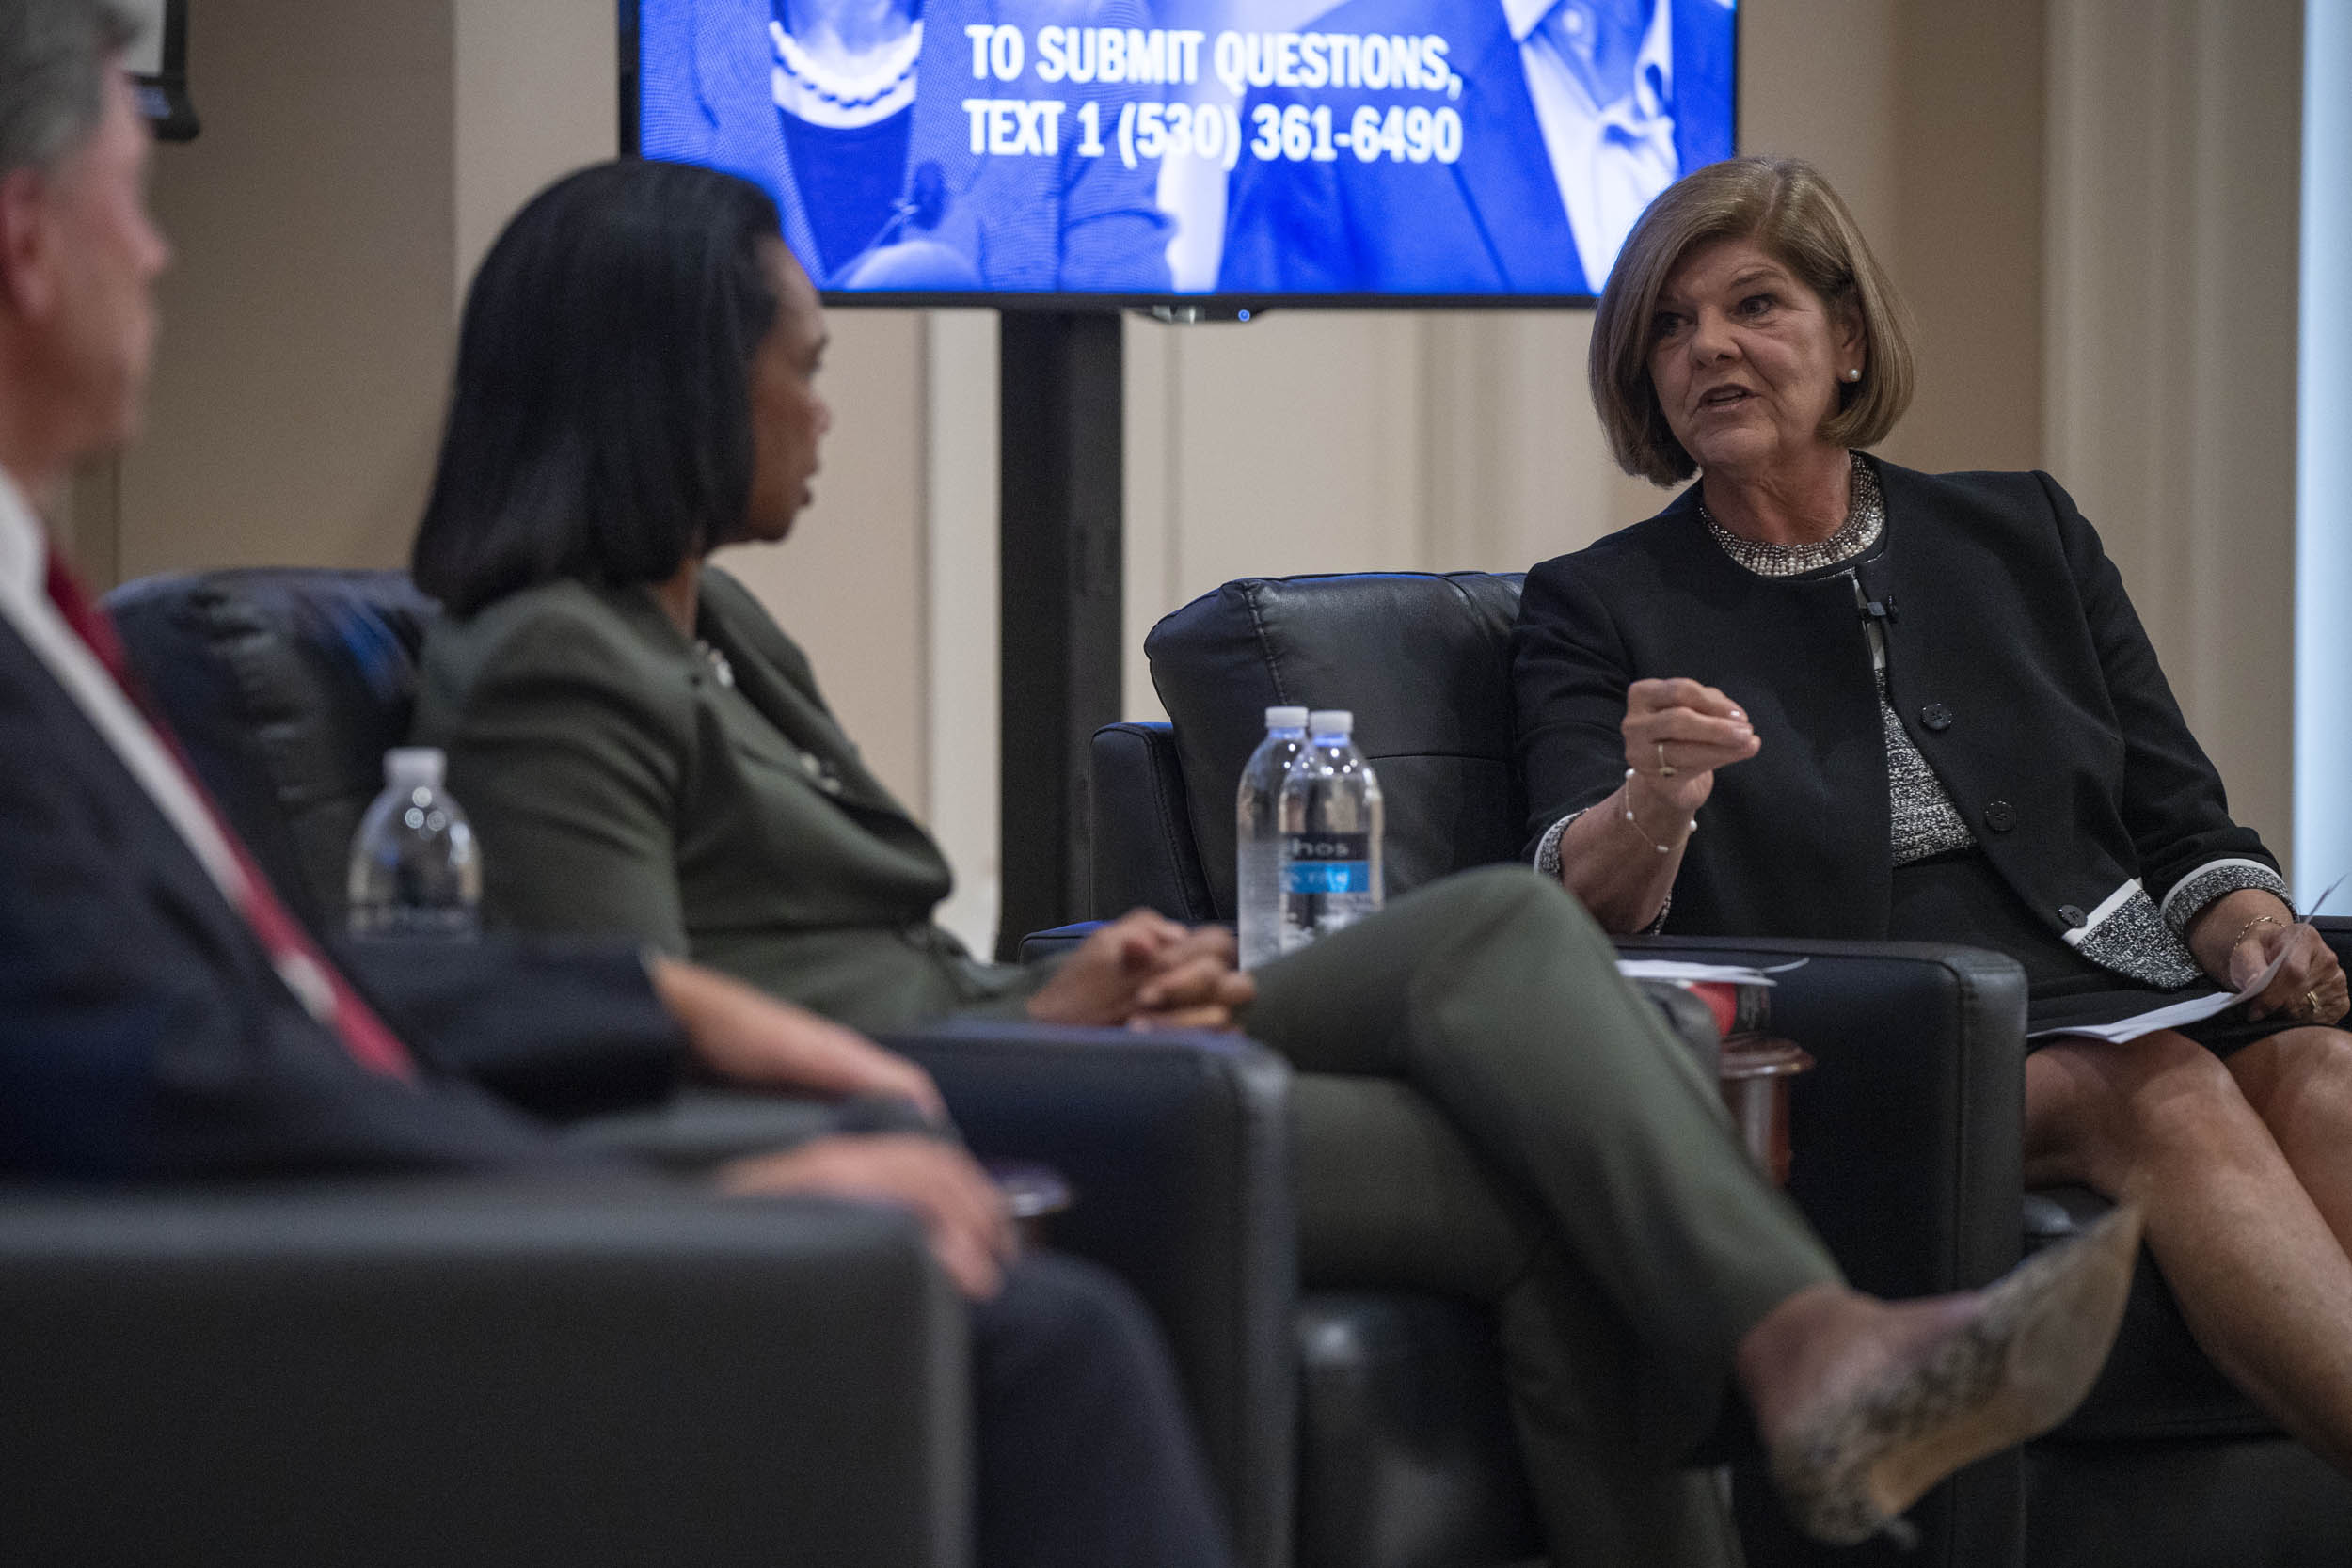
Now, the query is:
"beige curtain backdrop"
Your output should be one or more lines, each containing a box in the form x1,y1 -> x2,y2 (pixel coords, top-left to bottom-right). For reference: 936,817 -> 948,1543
82,0 -> 2304,954
2042,0 -> 2303,879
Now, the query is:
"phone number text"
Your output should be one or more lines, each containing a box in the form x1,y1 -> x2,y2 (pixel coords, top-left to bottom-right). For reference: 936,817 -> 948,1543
959,98 -> 1465,171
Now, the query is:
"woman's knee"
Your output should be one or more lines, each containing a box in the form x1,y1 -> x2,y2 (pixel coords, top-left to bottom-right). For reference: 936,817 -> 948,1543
2027,1030 -> 2260,1187
2229,1026 -> 2352,1118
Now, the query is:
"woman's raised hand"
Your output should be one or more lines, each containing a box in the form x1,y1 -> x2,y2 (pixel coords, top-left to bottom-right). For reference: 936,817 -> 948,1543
1621,677 -> 1761,814
1559,678 -> 1759,932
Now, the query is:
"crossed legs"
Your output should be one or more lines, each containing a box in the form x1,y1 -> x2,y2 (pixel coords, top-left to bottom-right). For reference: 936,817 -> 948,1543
1248,867 -> 2137,1555
1255,867 -> 1823,1564
1248,868 -> 1840,1458
2026,1026 -> 2352,1472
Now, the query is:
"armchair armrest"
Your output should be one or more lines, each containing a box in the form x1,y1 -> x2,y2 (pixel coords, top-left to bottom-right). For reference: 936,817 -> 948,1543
1020,921 -> 1101,962
0,1180 -> 965,1568
1093,721 -> 1217,922
2314,915 -> 2352,967
1613,935 -> 2027,1296
883,1020 -> 1295,1568
1620,937 -> 2028,1568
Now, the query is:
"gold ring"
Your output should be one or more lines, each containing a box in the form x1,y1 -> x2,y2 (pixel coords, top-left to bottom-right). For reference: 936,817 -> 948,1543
2308,989 -> 2325,1019
1656,740 -> 1676,779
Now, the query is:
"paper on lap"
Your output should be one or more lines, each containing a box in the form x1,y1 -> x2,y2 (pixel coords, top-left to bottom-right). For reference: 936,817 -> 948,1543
1614,958 -> 1805,988
2025,942 -> 2296,1044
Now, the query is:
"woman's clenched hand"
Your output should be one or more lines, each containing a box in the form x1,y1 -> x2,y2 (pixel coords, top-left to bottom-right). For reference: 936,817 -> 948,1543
1621,677 -> 1759,814
1554,677 -> 1759,935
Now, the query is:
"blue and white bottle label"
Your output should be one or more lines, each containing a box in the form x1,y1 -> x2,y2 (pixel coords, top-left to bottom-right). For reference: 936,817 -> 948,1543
1282,832 -> 1370,894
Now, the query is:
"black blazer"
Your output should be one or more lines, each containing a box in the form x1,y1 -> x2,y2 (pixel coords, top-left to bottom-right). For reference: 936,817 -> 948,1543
1510,457 -> 2276,957
0,619 -> 680,1179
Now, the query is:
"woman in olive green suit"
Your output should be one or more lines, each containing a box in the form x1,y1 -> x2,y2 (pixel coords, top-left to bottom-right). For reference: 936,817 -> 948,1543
410,158 -> 2140,1563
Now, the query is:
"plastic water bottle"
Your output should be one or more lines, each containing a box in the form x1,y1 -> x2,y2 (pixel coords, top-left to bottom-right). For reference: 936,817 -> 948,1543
1235,705 -> 1310,969
1277,710 -> 1384,951
347,747 -> 482,941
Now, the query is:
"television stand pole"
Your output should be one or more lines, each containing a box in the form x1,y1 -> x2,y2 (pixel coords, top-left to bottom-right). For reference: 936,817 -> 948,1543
995,309 -> 1122,958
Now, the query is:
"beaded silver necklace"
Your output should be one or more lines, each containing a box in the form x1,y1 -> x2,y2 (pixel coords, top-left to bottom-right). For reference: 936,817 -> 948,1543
1701,455 -> 1883,577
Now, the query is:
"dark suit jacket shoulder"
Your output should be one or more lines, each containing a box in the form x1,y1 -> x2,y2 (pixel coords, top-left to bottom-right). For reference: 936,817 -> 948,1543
413,570 -> 1039,1037
0,620 -> 664,1179
1510,457 -> 2274,947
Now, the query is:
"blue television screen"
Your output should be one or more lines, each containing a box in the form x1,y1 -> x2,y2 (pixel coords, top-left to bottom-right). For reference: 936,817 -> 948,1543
628,0 -> 1737,305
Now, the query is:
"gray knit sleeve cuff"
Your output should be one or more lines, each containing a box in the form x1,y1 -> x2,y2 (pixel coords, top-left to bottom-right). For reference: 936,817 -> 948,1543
1532,810 -> 1580,879
2159,859 -> 2293,938
1532,807 -> 1671,934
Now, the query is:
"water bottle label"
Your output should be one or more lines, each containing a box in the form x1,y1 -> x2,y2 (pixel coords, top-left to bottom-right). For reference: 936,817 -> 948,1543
1286,862 -> 1370,894
1283,832 -> 1370,894
349,904 -> 481,941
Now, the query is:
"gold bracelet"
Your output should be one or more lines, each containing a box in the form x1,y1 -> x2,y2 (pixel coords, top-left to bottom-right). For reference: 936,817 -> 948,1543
2229,912 -> 2286,950
1620,768 -> 1695,856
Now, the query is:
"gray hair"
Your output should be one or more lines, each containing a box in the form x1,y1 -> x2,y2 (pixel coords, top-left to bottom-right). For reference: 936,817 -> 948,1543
0,0 -> 140,178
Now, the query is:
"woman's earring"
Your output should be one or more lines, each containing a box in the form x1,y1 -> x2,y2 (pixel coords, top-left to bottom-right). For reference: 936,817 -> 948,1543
1842,367 -> 1864,383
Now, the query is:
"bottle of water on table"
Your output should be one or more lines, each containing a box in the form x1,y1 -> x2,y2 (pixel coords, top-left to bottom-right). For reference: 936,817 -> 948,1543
1235,705 -> 1310,969
348,747 -> 482,941
1277,709 -> 1383,952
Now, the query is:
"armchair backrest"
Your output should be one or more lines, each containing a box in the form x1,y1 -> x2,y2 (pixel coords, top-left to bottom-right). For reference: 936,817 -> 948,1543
103,569 -> 441,941
1143,572 -> 1526,920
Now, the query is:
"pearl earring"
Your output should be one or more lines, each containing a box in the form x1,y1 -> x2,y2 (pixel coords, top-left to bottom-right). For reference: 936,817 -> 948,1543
1842,368 -> 1863,383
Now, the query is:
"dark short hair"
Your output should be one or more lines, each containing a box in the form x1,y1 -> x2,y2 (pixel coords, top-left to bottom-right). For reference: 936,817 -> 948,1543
412,159 -> 788,616
0,0 -> 138,178
1590,157 -> 1916,486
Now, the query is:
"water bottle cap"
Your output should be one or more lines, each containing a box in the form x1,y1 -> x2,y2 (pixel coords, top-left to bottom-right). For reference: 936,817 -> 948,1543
1264,705 -> 1308,729
1308,709 -> 1353,736
385,747 -> 446,788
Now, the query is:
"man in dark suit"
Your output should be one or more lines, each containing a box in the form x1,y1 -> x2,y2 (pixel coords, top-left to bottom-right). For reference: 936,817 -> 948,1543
0,7 -> 1229,1562
1218,0 -> 1733,294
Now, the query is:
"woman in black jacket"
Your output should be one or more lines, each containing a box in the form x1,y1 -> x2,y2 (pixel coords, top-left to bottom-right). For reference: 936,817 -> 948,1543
1514,155 -> 2352,1474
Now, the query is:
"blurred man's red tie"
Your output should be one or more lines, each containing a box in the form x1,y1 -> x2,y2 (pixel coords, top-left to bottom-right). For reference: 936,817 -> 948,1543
42,553 -> 415,1080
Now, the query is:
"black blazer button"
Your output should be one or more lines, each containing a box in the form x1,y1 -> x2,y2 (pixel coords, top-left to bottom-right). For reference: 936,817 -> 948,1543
1984,800 -> 2017,832
2058,904 -> 2088,928
1920,703 -> 1954,732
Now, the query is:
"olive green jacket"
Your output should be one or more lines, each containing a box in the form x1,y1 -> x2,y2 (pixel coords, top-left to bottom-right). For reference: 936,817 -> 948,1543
411,569 -> 1038,1034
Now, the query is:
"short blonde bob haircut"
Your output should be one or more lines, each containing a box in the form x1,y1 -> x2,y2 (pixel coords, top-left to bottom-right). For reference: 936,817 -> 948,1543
1590,157 -> 1916,486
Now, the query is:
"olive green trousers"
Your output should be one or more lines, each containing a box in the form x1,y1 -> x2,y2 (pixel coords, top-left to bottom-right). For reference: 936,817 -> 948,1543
1246,867 -> 1841,1567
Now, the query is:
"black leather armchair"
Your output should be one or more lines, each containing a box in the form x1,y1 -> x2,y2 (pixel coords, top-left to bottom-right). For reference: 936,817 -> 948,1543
1102,571 -> 2352,1568
100,569 -> 1298,1568
0,1180 -> 966,1568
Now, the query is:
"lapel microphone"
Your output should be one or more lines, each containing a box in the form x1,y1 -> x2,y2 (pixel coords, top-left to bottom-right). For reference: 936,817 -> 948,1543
1853,556 -> 1899,626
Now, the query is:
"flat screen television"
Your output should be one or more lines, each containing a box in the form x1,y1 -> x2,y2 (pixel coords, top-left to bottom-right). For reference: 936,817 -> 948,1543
124,0 -> 199,142
622,0 -> 1736,308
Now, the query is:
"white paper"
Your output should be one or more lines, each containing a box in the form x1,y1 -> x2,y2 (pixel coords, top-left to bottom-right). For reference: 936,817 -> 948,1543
2026,941 -> 2296,1043
1615,958 -> 1805,989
